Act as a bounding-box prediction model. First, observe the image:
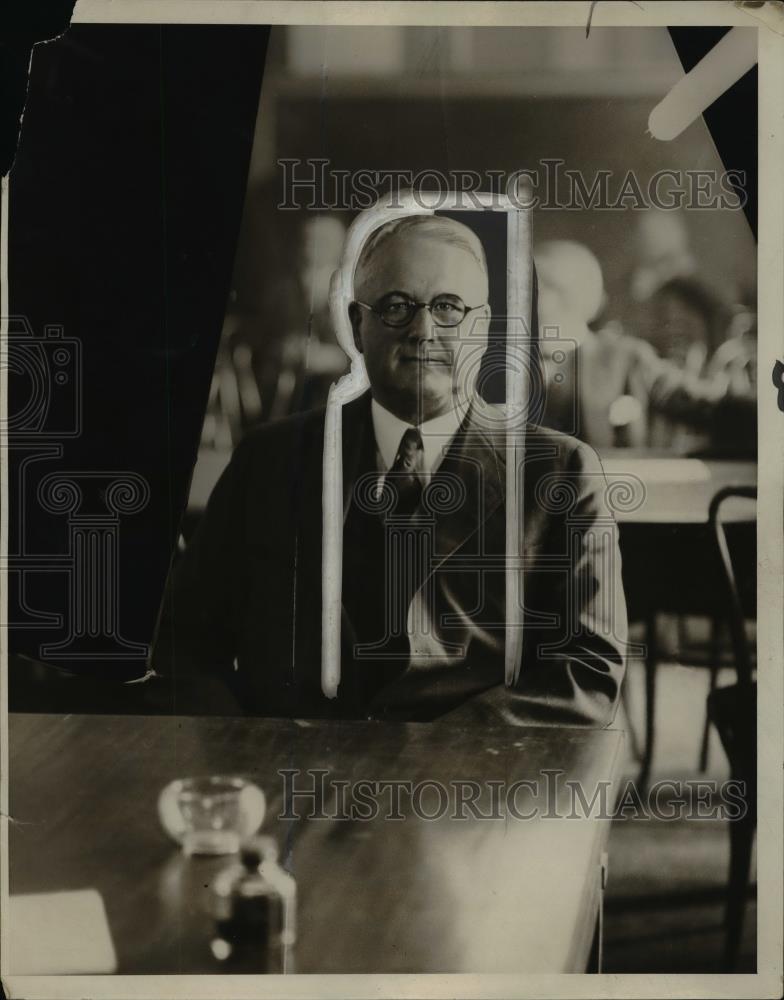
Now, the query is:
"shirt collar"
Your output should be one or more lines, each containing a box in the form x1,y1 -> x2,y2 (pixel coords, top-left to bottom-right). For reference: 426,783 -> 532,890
371,397 -> 463,476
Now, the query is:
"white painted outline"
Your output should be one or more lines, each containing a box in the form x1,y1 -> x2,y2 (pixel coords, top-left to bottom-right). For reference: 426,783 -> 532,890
321,189 -> 533,698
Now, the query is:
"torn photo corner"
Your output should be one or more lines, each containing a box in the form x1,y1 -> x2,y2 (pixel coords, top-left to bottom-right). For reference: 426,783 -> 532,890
1,2 -> 782,999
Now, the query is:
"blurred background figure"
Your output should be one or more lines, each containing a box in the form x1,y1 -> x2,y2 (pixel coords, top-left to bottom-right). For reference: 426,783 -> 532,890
646,275 -> 731,452
269,214 -> 349,419
535,238 -> 652,448
630,208 -> 697,303
191,210 -> 349,528
615,209 -> 697,347
649,275 -> 730,373
200,335 -> 263,454
706,299 -> 757,395
535,239 -> 756,456
199,210 -> 349,458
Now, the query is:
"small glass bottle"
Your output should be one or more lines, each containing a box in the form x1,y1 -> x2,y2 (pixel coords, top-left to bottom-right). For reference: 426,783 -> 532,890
210,835 -> 296,973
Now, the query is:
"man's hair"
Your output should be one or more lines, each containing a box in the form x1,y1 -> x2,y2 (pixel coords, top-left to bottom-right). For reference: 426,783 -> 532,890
354,214 -> 488,287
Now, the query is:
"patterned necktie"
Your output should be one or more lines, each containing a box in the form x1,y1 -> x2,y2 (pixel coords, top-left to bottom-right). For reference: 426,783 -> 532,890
385,427 -> 424,517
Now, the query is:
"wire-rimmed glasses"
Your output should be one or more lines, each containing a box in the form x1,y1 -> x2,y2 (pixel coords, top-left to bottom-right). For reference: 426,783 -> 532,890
354,292 -> 487,329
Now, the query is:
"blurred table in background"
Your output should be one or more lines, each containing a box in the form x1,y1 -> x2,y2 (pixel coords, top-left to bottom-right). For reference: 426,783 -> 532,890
9,714 -> 622,974
599,453 -> 756,525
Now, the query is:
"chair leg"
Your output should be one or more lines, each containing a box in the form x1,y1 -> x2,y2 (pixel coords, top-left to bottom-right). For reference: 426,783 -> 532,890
676,613 -> 688,659
619,676 -> 643,762
699,619 -> 722,773
724,811 -> 756,971
638,613 -> 657,793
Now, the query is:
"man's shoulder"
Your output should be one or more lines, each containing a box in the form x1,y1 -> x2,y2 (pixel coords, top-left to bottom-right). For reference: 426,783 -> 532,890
524,422 -> 604,475
524,421 -> 579,450
474,402 -> 594,464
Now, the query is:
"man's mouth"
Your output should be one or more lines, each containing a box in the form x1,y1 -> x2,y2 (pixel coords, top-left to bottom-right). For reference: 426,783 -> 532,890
399,354 -> 451,367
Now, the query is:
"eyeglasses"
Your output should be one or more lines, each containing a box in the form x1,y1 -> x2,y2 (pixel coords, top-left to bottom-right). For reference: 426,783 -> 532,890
354,293 -> 487,329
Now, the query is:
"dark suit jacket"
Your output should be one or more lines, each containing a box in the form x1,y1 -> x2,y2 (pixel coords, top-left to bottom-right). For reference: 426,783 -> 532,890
151,392 -> 628,726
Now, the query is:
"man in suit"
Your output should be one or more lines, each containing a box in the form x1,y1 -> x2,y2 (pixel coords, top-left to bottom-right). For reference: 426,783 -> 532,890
152,215 -> 628,726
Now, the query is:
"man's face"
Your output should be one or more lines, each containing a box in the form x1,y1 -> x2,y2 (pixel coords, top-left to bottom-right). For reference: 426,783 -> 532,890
351,232 -> 490,423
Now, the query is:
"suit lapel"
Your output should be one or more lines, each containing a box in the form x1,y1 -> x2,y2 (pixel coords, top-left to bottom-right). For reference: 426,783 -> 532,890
425,401 -> 506,572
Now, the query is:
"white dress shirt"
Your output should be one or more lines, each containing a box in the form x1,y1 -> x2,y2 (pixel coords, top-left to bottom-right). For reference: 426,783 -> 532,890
371,398 -> 463,480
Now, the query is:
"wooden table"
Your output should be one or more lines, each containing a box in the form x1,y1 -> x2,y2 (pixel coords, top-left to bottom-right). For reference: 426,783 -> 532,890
9,714 -> 622,975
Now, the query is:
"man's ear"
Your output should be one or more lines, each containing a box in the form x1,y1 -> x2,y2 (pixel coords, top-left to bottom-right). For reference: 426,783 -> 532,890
348,301 -> 364,354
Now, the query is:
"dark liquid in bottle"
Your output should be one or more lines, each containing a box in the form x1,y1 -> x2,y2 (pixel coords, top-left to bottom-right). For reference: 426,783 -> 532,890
214,893 -> 283,973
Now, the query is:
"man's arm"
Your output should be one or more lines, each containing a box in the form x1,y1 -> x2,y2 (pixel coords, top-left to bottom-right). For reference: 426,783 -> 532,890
455,439 -> 628,728
634,336 -> 756,442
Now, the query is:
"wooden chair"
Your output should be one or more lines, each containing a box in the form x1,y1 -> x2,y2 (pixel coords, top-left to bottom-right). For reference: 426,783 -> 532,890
705,485 -> 757,971
622,498 -> 755,790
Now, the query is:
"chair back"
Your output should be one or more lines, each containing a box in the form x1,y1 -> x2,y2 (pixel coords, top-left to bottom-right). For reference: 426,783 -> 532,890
708,485 -> 756,688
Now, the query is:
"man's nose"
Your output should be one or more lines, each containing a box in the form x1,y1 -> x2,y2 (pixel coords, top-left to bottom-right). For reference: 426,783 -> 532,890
405,305 -> 436,342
